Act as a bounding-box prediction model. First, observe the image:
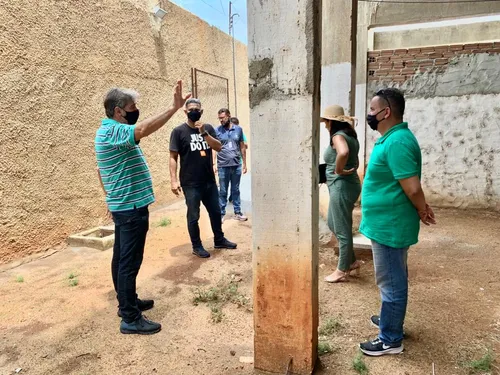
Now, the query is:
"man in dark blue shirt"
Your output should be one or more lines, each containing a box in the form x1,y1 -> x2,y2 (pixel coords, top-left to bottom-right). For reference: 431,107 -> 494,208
215,108 -> 248,222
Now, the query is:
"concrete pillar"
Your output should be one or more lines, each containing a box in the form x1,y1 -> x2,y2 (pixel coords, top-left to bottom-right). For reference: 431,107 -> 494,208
247,0 -> 321,374
320,0 -> 357,164
319,0 -> 358,217
355,2 -> 378,178
321,0 -> 357,113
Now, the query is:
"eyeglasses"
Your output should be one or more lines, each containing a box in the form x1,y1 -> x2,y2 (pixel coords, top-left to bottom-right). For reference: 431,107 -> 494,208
376,89 -> 392,110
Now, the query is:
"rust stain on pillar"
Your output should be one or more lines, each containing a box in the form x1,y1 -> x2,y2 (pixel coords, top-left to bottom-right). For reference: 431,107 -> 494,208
248,0 -> 322,373
254,254 -> 318,374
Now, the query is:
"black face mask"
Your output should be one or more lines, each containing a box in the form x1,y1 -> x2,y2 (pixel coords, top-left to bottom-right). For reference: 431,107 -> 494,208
366,108 -> 387,131
124,109 -> 140,125
187,110 -> 202,122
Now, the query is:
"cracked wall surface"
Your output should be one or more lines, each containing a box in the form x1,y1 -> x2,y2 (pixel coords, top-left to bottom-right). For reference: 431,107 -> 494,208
366,43 -> 500,209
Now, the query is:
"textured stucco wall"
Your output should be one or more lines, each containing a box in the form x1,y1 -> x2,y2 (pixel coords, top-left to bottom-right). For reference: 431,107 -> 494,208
0,0 -> 249,262
366,45 -> 500,210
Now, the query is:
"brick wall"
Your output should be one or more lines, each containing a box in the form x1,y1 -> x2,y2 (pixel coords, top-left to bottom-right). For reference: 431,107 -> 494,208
368,42 -> 500,83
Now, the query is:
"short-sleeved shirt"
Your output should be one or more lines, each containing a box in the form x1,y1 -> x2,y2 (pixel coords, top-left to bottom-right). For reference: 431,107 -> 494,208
169,123 -> 217,187
323,130 -> 360,185
95,119 -> 154,212
215,124 -> 244,168
360,122 -> 422,248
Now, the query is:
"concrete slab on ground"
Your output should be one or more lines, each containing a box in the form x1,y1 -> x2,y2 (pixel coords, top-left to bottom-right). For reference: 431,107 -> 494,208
67,227 -> 114,251
334,233 -> 372,256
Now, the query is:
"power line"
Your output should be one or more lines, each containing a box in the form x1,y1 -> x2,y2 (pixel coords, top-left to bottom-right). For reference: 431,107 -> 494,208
219,0 -> 226,16
359,0 -> 500,2
200,0 -> 225,15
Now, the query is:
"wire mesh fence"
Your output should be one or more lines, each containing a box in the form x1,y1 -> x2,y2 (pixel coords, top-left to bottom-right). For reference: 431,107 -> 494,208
191,68 -> 230,125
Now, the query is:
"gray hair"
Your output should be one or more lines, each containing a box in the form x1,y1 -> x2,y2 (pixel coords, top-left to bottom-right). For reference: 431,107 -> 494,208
185,98 -> 202,108
104,88 -> 139,118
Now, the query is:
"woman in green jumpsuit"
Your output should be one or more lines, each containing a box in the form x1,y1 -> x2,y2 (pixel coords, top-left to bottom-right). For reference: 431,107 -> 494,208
321,105 -> 362,283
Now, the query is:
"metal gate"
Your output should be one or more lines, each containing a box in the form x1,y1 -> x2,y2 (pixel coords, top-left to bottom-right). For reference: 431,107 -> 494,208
191,68 -> 230,124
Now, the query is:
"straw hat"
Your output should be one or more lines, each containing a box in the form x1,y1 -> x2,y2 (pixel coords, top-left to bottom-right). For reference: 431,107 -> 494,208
321,105 -> 356,126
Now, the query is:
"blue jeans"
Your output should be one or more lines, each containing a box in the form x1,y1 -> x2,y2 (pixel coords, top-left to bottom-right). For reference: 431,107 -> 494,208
218,165 -> 242,215
372,240 -> 409,347
111,206 -> 149,323
183,182 -> 225,249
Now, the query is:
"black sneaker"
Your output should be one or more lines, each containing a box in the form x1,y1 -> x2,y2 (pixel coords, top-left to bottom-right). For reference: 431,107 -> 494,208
117,298 -> 154,318
359,337 -> 404,356
120,315 -> 161,335
192,246 -> 211,258
214,238 -> 237,249
370,315 -> 406,336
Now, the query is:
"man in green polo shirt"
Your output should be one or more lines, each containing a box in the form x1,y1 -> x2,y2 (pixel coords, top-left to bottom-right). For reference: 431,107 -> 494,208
359,88 -> 436,356
96,80 -> 190,335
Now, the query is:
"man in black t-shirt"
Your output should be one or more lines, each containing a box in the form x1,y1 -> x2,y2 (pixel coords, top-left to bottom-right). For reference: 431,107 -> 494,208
169,98 -> 237,258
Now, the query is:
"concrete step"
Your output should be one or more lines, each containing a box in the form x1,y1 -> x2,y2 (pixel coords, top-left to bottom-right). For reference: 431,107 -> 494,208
334,233 -> 372,256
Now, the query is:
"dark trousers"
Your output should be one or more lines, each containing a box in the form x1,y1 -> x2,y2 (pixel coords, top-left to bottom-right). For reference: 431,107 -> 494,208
111,206 -> 149,323
183,182 -> 224,249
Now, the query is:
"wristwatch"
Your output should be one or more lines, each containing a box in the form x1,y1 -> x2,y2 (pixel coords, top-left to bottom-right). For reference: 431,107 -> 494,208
200,131 -> 209,137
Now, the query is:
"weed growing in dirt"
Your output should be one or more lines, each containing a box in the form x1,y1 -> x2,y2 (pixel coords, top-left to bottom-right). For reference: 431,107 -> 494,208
319,316 -> 343,336
193,287 -> 219,304
69,276 -> 79,287
157,218 -> 171,227
68,273 -> 76,280
192,276 -> 251,323
318,342 -> 333,356
353,352 -> 369,375
210,305 -> 225,323
463,349 -> 494,374
15,276 -> 24,283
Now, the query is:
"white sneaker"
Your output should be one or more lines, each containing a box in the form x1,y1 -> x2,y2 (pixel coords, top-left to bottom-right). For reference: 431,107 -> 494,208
234,213 -> 248,221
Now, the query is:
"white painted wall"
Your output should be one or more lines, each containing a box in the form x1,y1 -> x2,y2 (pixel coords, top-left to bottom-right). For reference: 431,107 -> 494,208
319,63 -> 353,217
320,62 -> 352,163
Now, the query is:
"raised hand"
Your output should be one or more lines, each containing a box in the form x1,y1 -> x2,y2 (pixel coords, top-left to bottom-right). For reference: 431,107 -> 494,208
172,80 -> 192,110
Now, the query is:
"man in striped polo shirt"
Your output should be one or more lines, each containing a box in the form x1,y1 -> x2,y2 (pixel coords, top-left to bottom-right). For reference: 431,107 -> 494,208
96,80 -> 190,335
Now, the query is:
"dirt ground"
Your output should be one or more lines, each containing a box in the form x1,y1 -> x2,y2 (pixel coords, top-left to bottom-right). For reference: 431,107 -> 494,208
1,202 -> 500,375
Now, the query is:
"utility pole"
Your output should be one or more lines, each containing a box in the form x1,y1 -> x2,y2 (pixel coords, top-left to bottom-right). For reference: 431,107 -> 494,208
229,1 -> 239,116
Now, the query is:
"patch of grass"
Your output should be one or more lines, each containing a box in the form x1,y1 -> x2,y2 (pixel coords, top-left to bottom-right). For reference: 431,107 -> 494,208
319,316 -> 343,336
192,276 -> 251,323
463,349 -> 494,374
68,272 -> 76,280
157,218 -> 171,227
15,276 -> 24,283
210,305 -> 225,323
193,277 -> 250,308
193,287 -> 220,305
69,278 -> 79,287
318,342 -> 333,356
353,352 -> 369,375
